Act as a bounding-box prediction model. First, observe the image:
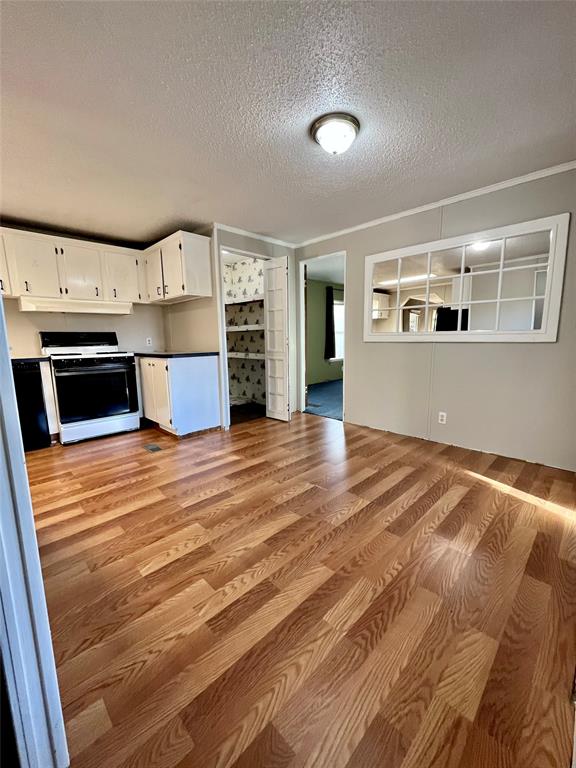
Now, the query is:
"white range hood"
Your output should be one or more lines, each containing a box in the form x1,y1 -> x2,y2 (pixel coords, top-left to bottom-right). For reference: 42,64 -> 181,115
18,297 -> 133,315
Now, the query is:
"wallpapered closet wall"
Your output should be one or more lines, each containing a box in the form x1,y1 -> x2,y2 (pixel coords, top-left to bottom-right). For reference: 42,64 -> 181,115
223,257 -> 267,407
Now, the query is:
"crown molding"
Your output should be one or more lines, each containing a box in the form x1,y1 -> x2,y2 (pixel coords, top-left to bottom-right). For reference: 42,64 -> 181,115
297,160 -> 576,248
214,223 -> 296,248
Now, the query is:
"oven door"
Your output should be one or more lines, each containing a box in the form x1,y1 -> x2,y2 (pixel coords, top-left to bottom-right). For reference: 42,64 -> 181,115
53,358 -> 138,424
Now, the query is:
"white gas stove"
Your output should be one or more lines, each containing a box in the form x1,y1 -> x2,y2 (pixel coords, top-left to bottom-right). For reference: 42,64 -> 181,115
40,331 -> 140,444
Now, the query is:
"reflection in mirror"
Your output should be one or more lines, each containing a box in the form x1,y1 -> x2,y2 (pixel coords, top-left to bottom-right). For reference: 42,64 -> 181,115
499,300 -> 536,331
429,247 -> 462,279
372,259 -> 399,300
468,271 -> 499,303
469,301 -> 497,331
400,303 -> 426,333
429,248 -> 461,318
533,299 -> 544,330
397,253 -> 429,294
464,240 -> 503,273
501,266 -> 547,300
504,230 -> 550,267
432,305 -> 468,332
371,259 -> 396,332
372,308 -> 399,333
365,214 -> 566,340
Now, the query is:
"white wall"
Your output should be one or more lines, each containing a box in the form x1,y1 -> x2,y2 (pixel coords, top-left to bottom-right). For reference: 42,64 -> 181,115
296,170 -> 576,471
4,299 -> 166,356
163,297 -> 220,353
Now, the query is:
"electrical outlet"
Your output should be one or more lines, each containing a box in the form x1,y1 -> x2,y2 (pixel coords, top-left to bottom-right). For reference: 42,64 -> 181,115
146,337 -> 152,346
438,411 -> 447,425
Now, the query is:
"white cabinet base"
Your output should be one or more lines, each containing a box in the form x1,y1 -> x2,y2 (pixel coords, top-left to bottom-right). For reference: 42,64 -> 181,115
138,355 -> 220,437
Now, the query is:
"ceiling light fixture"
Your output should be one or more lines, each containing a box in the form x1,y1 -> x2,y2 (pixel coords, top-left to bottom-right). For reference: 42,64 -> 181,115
379,273 -> 436,287
310,112 -> 360,155
470,241 -> 491,252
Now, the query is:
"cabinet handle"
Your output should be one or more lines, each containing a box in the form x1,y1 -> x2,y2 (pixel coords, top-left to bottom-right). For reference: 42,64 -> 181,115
65,287 -> 68,294
0,278 -> 4,292
24,280 -> 30,292
95,286 -> 99,297
164,284 -> 168,295
113,288 -> 117,298
156,286 -> 161,295
60,248 -> 64,255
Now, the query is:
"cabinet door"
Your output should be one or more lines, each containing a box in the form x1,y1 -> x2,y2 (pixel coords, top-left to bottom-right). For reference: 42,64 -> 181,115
139,359 -> 157,421
3,234 -> 61,298
103,251 -> 140,302
181,234 -> 212,297
152,360 -> 172,428
160,240 -> 184,300
59,244 -> 103,300
145,247 -> 164,301
0,236 -> 12,296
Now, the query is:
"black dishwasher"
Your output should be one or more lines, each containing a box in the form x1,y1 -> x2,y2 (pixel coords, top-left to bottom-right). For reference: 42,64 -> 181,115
11,360 -> 51,451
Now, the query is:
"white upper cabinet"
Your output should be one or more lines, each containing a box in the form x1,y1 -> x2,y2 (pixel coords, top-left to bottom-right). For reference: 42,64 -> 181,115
58,243 -> 103,300
144,232 -> 212,303
0,236 -> 12,296
181,232 -> 212,298
103,250 -> 141,302
0,226 -> 212,310
145,246 -> 164,302
159,238 -> 183,301
3,234 -> 62,298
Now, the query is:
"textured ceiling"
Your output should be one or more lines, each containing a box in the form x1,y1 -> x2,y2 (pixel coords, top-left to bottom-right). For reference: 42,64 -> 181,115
306,253 -> 345,284
1,1 -> 575,245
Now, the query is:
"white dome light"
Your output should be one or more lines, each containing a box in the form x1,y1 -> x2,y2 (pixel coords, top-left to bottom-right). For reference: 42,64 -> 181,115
311,113 -> 360,155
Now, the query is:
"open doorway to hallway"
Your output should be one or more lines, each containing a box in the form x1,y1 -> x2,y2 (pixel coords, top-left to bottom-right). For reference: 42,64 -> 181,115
300,252 -> 346,421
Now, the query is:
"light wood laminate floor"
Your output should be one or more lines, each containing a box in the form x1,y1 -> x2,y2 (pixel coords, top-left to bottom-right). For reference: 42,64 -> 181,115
27,414 -> 576,768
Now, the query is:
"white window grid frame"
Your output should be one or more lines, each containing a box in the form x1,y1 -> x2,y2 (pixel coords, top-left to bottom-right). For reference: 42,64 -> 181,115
363,213 -> 570,343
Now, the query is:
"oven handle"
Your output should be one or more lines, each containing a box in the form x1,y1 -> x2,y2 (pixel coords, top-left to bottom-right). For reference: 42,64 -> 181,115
54,367 -> 131,376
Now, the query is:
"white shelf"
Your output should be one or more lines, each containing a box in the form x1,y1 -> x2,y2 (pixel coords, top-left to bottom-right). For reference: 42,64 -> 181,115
227,352 -> 265,360
226,324 -> 262,332
225,294 -> 264,305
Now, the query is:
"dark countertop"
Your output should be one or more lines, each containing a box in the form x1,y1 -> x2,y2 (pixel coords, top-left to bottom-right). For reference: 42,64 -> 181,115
133,351 -> 219,359
11,356 -> 49,363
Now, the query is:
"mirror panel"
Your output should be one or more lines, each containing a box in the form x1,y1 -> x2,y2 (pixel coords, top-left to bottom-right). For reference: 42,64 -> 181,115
499,300 -> 537,332
503,230 -> 550,268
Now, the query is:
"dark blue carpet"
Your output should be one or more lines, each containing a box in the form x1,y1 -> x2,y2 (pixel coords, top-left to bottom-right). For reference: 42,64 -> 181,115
304,379 -> 343,421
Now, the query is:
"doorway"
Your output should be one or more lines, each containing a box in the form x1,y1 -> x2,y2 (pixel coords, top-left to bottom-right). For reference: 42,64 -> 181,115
299,252 -> 346,421
219,247 -> 290,427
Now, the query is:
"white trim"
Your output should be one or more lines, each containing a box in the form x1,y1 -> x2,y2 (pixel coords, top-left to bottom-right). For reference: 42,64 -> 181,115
214,222 -> 295,249
0,296 -> 68,768
213,232 -> 230,430
298,251 -> 347,417
220,247 -> 272,262
363,214 -> 569,343
299,161 -> 576,247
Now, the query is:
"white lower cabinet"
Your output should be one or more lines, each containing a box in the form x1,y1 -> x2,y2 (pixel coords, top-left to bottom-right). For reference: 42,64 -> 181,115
138,354 -> 220,436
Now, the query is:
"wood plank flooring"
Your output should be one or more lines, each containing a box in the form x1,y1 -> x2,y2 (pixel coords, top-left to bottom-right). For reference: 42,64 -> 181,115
26,414 -> 576,768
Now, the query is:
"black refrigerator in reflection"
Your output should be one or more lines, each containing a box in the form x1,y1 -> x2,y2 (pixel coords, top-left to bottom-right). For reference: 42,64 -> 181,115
11,359 -> 51,451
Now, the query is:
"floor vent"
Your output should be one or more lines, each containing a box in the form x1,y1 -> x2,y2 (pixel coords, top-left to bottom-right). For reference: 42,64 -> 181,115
144,444 -> 162,453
